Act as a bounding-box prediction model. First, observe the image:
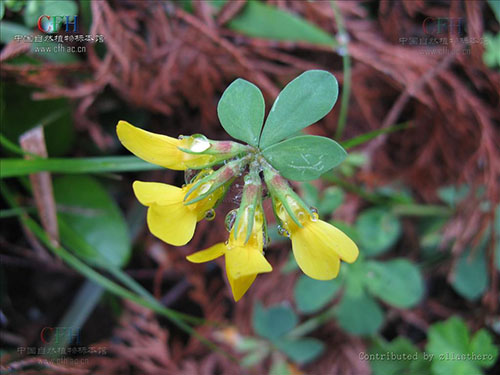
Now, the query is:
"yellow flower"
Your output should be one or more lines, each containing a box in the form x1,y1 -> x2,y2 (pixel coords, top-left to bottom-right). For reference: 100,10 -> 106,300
275,197 -> 359,280
186,205 -> 272,301
133,173 -> 224,246
117,121 -> 247,170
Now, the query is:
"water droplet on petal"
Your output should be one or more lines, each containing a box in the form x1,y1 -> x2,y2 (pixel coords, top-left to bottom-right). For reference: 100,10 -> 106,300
277,225 -> 290,238
310,207 -> 319,221
224,209 -> 238,232
204,209 -> 216,221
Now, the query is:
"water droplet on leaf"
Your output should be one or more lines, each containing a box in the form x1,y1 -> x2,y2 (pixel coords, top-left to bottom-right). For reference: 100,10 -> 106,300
225,209 -> 238,231
205,209 -> 216,221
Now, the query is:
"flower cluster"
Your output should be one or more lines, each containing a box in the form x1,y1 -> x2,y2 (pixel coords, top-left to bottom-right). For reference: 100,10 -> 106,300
116,71 -> 359,301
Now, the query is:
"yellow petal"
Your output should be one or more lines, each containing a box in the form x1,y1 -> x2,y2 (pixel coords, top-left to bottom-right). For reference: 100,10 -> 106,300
291,222 -> 342,280
312,220 -> 359,263
225,245 -> 272,280
147,202 -> 197,246
227,272 -> 257,301
117,121 -> 187,170
133,181 -> 184,206
186,243 -> 226,263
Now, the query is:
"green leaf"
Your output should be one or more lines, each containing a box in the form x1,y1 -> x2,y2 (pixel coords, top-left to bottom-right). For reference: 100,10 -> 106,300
269,357 -> 291,375
451,247 -> 488,301
262,135 -> 346,181
469,329 -> 499,368
356,207 -> 402,255
0,156 -> 161,178
253,302 -> 298,341
487,0 -> 500,22
23,0 -> 43,27
340,122 -> 410,149
427,317 -> 499,375
437,185 -> 469,207
53,175 -> 131,268
259,70 -> 338,148
217,78 -> 265,147
241,348 -> 269,368
335,292 -> 384,335
1,83 -> 74,156
365,259 -> 424,308
294,274 -> 342,314
228,1 -> 336,47
369,336 -> 430,375
275,337 -> 325,364
318,186 -> 344,215
0,2 -> 5,20
42,0 -> 78,18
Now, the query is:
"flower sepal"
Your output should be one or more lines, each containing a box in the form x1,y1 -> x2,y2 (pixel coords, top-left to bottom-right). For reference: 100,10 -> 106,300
184,157 -> 250,205
262,165 -> 313,230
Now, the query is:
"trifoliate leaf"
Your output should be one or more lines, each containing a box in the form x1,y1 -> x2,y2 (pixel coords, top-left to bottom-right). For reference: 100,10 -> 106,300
252,302 -> 298,341
334,292 -> 384,335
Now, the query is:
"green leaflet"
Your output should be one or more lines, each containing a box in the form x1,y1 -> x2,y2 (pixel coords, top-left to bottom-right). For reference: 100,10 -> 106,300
365,259 -> 424,308
294,274 -> 342,314
227,1 -> 336,47
53,175 -> 131,268
217,78 -> 265,147
262,135 -> 346,181
259,70 -> 338,149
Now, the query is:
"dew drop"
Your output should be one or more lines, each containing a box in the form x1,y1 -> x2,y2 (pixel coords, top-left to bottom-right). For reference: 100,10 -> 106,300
184,169 -> 197,185
224,209 -> 238,232
187,134 -> 211,153
204,209 -> 216,221
310,207 -> 319,221
277,225 -> 290,238
198,183 -> 212,194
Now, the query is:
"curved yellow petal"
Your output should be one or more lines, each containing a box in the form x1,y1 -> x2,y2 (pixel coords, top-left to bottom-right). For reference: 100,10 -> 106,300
186,243 -> 226,263
117,121 -> 188,170
133,181 -> 184,206
227,272 -> 257,301
225,245 -> 272,280
147,203 -> 197,246
291,223 -> 341,280
311,220 -> 359,263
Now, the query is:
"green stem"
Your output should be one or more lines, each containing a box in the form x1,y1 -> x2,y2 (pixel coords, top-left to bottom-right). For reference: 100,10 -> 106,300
331,0 -> 351,140
287,307 -> 336,338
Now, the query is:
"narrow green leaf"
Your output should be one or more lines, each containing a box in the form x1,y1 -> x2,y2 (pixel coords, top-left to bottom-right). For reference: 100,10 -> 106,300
356,207 -> 402,255
53,175 -> 131,268
294,274 -> 342,314
228,1 -> 336,46
335,292 -> 384,335
259,70 -> 338,148
253,302 -> 298,341
340,122 -> 410,149
262,135 -> 346,181
217,78 -> 265,146
0,156 -> 161,178
275,337 -> 325,364
365,259 -> 424,308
